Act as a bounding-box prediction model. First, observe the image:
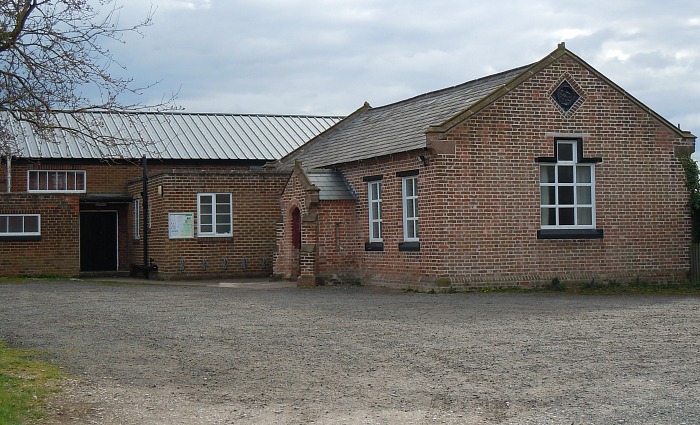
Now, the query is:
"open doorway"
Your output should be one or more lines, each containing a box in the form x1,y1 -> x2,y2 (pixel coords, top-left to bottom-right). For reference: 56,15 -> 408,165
80,211 -> 118,271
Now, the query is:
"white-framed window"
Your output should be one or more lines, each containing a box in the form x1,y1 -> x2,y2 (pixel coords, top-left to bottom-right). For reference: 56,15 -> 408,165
28,170 -> 86,193
133,198 -> 140,240
540,139 -> 595,229
0,214 -> 41,236
402,176 -> 419,241
368,181 -> 383,242
197,193 -> 232,237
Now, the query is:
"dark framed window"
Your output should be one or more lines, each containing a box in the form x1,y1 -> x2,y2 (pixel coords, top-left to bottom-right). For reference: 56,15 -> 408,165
537,138 -> 603,239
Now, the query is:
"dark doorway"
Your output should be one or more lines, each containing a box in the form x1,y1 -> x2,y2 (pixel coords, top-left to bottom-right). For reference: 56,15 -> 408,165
291,207 -> 301,279
80,211 -> 118,271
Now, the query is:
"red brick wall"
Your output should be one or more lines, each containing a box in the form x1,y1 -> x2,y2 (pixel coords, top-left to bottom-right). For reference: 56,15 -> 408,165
336,152 -> 436,288
275,155 -> 428,284
0,160 -> 153,277
274,166 -> 364,283
128,170 -> 288,279
3,161 -> 139,194
275,166 -> 314,281
315,200 -> 359,281
2,160 -> 249,194
425,55 -> 692,288
0,194 -> 80,276
0,159 -> 271,278
278,56 -> 694,289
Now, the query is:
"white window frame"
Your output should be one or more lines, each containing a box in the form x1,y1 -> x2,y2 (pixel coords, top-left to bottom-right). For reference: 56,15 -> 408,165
197,193 -> 233,237
27,170 -> 86,193
368,181 -> 383,242
540,139 -> 596,229
402,176 -> 419,242
133,198 -> 140,240
0,214 -> 41,236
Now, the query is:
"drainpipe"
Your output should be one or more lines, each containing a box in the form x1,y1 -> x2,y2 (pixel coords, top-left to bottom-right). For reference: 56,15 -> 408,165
142,155 -> 150,278
5,154 -> 10,193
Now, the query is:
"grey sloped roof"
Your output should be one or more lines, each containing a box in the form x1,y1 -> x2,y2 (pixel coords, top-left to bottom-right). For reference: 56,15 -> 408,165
278,65 -> 529,170
3,111 -> 342,161
306,169 -> 356,200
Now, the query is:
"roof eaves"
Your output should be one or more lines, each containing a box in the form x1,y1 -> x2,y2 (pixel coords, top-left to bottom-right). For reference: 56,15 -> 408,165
305,168 -> 358,201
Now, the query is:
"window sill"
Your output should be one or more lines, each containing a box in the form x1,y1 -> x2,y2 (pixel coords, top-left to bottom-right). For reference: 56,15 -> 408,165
398,241 -> 420,251
0,235 -> 41,242
365,242 -> 384,252
537,229 -> 604,239
29,191 -> 87,194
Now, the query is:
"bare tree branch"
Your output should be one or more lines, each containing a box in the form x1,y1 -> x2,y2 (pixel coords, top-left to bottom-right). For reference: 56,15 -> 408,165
0,0 -> 178,156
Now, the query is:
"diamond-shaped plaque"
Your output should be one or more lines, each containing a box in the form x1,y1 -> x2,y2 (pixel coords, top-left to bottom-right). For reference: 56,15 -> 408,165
551,80 -> 580,112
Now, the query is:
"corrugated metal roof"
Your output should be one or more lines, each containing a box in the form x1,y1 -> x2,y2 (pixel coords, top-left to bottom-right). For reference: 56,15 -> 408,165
306,170 -> 357,200
279,65 -> 529,170
3,111 -> 343,160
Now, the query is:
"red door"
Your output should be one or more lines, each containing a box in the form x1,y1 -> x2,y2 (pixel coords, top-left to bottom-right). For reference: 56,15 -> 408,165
291,208 -> 301,279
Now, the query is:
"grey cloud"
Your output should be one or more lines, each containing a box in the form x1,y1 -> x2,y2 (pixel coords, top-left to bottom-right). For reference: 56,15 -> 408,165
107,0 -> 700,139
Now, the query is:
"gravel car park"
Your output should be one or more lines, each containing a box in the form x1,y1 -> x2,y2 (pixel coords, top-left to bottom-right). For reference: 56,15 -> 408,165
1,280 -> 699,424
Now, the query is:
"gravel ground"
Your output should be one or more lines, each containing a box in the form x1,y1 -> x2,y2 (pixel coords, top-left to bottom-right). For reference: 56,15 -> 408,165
1,280 -> 699,425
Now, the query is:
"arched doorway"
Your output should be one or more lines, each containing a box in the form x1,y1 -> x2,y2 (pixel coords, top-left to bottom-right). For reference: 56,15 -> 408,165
291,207 -> 301,279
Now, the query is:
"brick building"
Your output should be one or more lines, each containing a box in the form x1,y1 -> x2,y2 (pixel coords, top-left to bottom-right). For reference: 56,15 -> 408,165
273,44 -> 697,290
2,45 -> 696,288
0,112 -> 341,278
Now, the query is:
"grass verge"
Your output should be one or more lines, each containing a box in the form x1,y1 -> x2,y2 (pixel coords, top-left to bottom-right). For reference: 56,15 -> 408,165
0,341 -> 63,425
0,276 -> 71,284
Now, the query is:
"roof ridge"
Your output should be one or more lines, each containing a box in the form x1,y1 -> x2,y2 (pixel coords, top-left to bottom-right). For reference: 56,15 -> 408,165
43,110 -> 344,119
367,64 -> 534,111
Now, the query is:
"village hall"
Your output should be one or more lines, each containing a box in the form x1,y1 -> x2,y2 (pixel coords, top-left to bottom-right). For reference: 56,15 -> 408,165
1,44 -> 695,290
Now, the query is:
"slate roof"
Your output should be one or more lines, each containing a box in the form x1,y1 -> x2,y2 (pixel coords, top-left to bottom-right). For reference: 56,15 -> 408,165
306,169 -> 357,200
3,111 -> 343,161
277,44 -> 695,172
277,65 -> 530,170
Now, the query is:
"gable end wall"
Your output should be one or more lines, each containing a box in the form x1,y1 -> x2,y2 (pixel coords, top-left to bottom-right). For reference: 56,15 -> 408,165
429,56 -> 693,288
295,56 -> 694,289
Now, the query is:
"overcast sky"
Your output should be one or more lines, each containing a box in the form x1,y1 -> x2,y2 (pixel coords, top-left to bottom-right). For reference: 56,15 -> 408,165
111,0 -> 700,151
